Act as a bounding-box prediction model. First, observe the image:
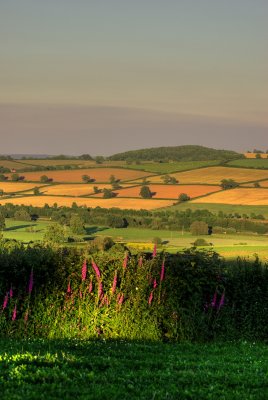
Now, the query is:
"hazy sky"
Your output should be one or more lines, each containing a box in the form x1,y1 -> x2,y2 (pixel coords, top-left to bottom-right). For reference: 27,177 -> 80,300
0,1 -> 267,155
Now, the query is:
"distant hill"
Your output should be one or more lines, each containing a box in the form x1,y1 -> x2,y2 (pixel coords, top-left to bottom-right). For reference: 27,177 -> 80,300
109,145 -> 243,162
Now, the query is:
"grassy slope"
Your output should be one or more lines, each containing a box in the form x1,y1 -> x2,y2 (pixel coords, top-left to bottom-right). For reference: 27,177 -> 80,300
228,159 -> 268,169
0,339 -> 267,400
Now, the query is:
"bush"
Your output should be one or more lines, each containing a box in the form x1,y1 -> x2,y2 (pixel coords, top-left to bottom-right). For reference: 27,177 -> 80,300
193,238 -> 212,246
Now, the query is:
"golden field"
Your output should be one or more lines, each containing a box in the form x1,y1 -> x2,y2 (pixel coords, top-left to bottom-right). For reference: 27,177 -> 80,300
244,153 -> 268,159
241,180 -> 268,188
7,168 -> 152,183
0,195 -> 174,210
0,182 -> 47,193
107,184 -> 222,199
40,183 -> 118,196
192,188 -> 268,206
146,167 -> 268,184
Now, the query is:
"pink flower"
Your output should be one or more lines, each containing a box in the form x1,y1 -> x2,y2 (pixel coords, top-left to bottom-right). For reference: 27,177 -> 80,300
98,282 -> 103,299
218,293 -> 225,309
152,244 -> 157,258
153,279 -> 157,289
2,293 -> 8,310
92,261 -> 101,280
81,260 -> 87,281
123,253 -> 128,269
67,281 -> 71,293
160,262 -> 165,281
12,304 -> 17,321
118,293 -> 124,305
111,271 -> 117,294
138,257 -> 143,267
28,269 -> 34,294
88,279 -> 93,293
148,291 -> 153,305
9,286 -> 13,298
211,291 -> 217,308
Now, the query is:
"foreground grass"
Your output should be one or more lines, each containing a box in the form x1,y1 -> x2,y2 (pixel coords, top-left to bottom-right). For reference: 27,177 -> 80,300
0,339 -> 267,399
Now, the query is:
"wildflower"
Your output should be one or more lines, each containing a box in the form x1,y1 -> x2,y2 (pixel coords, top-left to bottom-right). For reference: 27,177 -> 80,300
98,282 -> 103,299
148,291 -> 153,305
160,261 -> 165,281
2,293 -> 8,310
12,304 -> 17,321
152,244 -> 157,258
123,253 -> 128,269
81,260 -> 87,281
111,271 -> 117,294
28,269 -> 34,294
118,293 -> 124,305
9,286 -> 13,298
153,278 -> 157,289
67,281 -> 71,293
211,291 -> 217,308
218,292 -> 225,310
88,279 -> 93,293
92,261 -> 101,280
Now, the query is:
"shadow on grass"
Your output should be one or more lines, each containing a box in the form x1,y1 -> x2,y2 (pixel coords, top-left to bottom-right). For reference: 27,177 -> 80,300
85,226 -> 108,236
5,224 -> 36,231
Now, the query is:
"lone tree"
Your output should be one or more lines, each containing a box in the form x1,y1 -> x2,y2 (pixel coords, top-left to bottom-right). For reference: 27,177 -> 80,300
14,209 -> 31,221
43,223 -> 68,244
69,215 -> 86,235
220,179 -> 239,190
190,221 -> 208,235
82,175 -> 91,183
33,187 -> 40,195
178,193 -> 190,202
40,175 -> 49,183
103,188 -> 116,199
11,173 -> 20,181
140,185 -> 152,198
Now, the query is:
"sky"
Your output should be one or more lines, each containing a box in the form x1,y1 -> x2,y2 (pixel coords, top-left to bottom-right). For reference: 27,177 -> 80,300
0,0 -> 267,155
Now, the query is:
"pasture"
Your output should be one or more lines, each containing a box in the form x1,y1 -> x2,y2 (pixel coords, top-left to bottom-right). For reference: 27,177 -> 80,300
191,188 -> 268,206
147,166 -> 268,184
1,339 -> 267,400
7,168 -> 153,183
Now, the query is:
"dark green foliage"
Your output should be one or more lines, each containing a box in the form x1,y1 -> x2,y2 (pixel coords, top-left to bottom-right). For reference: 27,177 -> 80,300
0,174 -> 7,181
109,145 -> 242,161
33,187 -> 40,195
193,238 -> 211,246
40,175 -> 49,183
0,212 -> 5,230
221,179 -> 239,189
102,188 -> 116,198
11,173 -> 20,181
69,215 -> 86,235
140,185 -> 152,198
178,193 -> 190,202
14,209 -> 31,221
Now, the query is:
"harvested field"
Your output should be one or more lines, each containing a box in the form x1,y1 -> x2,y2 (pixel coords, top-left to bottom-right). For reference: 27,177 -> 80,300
147,167 -> 268,184
7,168 -> 153,183
95,184 -> 222,199
241,180 -> 268,188
192,188 -> 268,206
40,183 -> 115,196
0,160 -> 30,171
244,153 -> 268,159
0,182 -> 46,193
0,196 -> 173,210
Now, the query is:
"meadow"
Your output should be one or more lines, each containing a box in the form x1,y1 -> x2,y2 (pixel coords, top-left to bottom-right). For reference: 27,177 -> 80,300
1,339 -> 267,400
228,159 -> 268,168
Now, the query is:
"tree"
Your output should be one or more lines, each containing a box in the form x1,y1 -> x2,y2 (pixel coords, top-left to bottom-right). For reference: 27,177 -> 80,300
43,223 -> 68,244
82,175 -> 91,183
0,189 -> 4,196
254,182 -> 261,188
109,175 -> 116,184
0,174 -> 7,181
11,173 -> 20,181
178,193 -> 190,202
140,185 -> 152,198
255,153 -> 261,159
190,221 -> 208,235
80,154 -> 92,160
95,156 -> 104,164
93,186 -> 101,194
0,212 -> 5,231
220,179 -> 239,190
106,215 -> 128,228
103,188 -> 116,198
33,187 -> 40,195
40,175 -> 49,183
69,215 -> 86,235
111,182 -> 121,190
14,209 -> 31,221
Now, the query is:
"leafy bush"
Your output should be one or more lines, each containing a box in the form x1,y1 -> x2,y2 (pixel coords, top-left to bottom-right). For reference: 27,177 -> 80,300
193,238 -> 212,246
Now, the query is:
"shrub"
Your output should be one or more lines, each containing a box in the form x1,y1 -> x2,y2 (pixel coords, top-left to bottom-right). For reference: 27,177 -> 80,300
193,238 -> 212,246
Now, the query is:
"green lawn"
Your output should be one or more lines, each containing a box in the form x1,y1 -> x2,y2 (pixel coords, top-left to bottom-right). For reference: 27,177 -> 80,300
166,202 -> 268,218
0,339 -> 267,399
3,219 -> 51,242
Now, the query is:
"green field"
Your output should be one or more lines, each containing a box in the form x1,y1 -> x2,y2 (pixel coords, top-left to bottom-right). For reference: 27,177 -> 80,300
0,339 -> 267,400
122,160 -> 221,174
166,202 -> 268,217
228,159 -> 268,169
3,219 -> 51,242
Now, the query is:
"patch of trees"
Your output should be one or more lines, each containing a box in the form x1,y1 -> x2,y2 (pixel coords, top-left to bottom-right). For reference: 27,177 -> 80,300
109,145 -> 243,162
220,179 -> 239,189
